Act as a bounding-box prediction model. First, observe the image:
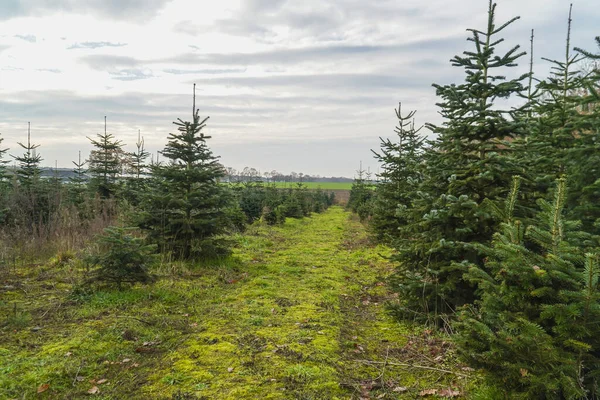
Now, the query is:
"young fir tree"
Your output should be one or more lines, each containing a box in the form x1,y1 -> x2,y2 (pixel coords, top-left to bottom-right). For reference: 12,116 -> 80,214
130,130 -> 149,181
390,0 -> 529,319
9,123 -> 48,228
138,85 -> 231,259
87,117 -> 124,198
370,103 -> 425,243
87,226 -> 156,288
122,130 -> 150,206
0,132 -> 8,182
13,122 -> 42,188
347,162 -> 374,222
0,132 -> 9,223
455,178 -> 600,398
68,151 -> 88,206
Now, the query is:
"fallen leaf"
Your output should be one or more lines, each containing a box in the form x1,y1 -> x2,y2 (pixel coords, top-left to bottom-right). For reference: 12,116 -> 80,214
76,376 -> 85,382
87,386 -> 99,394
135,347 -> 155,353
520,368 -> 528,377
419,388 -> 438,396
65,352 -> 72,357
122,358 -> 131,363
439,388 -> 461,398
132,363 -> 140,368
377,394 -> 386,399
96,379 -> 108,384
227,367 -> 234,373
37,383 -> 50,393
392,386 -> 408,392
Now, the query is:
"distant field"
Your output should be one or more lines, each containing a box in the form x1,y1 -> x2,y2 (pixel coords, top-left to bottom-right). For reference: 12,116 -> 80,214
272,181 -> 352,190
225,181 -> 353,190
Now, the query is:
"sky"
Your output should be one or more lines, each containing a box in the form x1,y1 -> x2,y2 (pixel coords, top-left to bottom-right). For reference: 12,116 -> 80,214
0,0 -> 598,177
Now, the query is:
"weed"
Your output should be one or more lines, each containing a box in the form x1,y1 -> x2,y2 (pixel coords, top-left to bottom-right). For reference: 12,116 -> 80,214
285,364 -> 319,383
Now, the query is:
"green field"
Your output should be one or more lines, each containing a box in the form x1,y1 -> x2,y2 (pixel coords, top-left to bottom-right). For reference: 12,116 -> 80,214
227,181 -> 353,190
1,207 -> 473,399
273,181 -> 353,190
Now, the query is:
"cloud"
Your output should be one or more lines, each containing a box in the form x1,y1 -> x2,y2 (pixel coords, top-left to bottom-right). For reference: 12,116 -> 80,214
109,68 -> 154,81
0,0 -> 173,22
0,45 -> 9,54
14,34 -> 36,43
191,73 -> 439,93
79,54 -> 142,70
68,41 -> 127,50
163,68 -> 247,75
167,38 -> 461,67
36,68 -> 62,73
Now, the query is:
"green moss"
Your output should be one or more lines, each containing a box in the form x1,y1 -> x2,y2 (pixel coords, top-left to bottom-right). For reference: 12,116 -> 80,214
0,207 -> 475,399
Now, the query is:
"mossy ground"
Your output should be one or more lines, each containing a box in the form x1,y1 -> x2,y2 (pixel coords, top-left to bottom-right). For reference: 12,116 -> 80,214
1,207 -> 474,399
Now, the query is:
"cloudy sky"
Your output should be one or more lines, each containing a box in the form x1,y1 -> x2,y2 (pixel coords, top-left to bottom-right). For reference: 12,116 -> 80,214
0,0 -> 598,177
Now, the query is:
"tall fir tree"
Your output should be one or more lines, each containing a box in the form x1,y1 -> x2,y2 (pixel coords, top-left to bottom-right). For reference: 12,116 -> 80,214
370,103 -> 425,243
87,117 -> 124,198
568,34 -> 600,234
520,5 -> 591,198
138,84 -> 231,259
390,0 -> 529,319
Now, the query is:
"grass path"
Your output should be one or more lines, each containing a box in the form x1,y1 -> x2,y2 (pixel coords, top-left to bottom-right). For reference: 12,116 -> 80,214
0,207 -> 471,399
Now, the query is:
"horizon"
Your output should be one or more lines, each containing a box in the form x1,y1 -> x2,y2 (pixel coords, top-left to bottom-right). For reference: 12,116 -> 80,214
1,0 -> 599,177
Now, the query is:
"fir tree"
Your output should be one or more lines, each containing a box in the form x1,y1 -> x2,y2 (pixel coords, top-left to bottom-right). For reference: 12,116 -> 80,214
370,103 -> 425,242
390,0 -> 529,319
455,178 -> 600,398
69,151 -> 88,206
0,132 -> 9,223
0,132 -> 8,183
122,130 -> 150,206
87,117 -> 124,198
13,122 -> 42,188
521,5 -> 592,197
347,162 -> 374,222
87,226 -> 156,288
138,84 -> 231,259
130,130 -> 149,181
9,123 -> 51,229
568,34 -> 600,234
